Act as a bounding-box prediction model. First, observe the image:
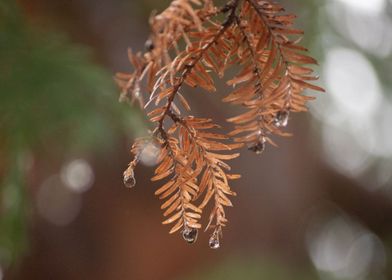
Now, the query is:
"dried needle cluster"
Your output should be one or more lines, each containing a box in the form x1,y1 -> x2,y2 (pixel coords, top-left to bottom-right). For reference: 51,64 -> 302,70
116,0 -> 324,249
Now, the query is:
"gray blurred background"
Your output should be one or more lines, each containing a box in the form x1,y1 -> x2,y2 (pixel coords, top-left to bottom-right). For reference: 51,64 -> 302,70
1,0 -> 392,279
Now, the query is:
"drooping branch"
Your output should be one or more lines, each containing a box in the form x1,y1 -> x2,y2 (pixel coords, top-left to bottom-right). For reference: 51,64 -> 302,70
118,0 -> 323,249
223,0 -> 324,151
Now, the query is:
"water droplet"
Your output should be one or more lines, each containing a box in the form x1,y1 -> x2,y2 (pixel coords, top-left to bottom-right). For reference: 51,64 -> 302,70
134,84 -> 141,98
182,227 -> 198,244
209,234 -> 220,249
145,39 -> 155,52
248,138 -> 266,155
273,110 -> 289,127
123,166 -> 136,188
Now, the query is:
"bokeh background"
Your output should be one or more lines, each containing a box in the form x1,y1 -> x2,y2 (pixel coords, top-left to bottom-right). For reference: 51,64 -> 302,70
1,0 -> 392,279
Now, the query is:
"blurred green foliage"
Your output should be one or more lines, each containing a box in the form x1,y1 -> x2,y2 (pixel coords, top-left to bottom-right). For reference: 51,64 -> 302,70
0,0 -> 144,266
0,1 -> 146,153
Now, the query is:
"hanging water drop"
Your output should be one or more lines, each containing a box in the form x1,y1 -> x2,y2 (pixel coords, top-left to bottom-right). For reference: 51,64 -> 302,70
273,110 -> 289,127
209,234 -> 220,249
248,138 -> 266,155
123,166 -> 136,188
144,38 -> 155,52
182,227 -> 198,244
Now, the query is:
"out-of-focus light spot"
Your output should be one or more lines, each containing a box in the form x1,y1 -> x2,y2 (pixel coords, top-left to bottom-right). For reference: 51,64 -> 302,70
37,176 -> 82,226
0,266 -> 3,280
324,48 -> 382,119
322,124 -> 372,177
314,47 -> 392,180
346,14 -> 392,58
307,216 -> 386,279
340,101 -> 392,169
308,217 -> 355,273
335,0 -> 386,15
60,159 -> 94,193
139,141 -> 160,166
327,2 -> 392,57
313,3 -> 392,188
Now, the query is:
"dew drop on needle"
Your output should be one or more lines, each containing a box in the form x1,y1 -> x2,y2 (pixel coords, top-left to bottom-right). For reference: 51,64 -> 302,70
248,138 -> 266,155
273,110 -> 289,127
209,234 -> 220,249
182,227 -> 198,244
123,166 -> 136,188
144,38 -> 155,52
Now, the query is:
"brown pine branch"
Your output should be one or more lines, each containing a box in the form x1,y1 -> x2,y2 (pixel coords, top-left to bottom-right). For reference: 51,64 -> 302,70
156,1 -> 239,133
232,14 -> 269,150
118,0 -> 323,249
224,0 -> 323,151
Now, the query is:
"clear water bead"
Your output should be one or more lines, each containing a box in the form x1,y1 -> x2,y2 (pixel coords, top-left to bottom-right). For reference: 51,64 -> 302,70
144,39 -> 154,52
182,227 -> 198,244
248,138 -> 266,155
209,235 -> 220,249
123,166 -> 136,188
273,110 -> 289,127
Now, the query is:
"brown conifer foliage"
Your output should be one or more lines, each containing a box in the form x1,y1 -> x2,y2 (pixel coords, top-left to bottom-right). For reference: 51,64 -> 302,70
116,0 -> 324,249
